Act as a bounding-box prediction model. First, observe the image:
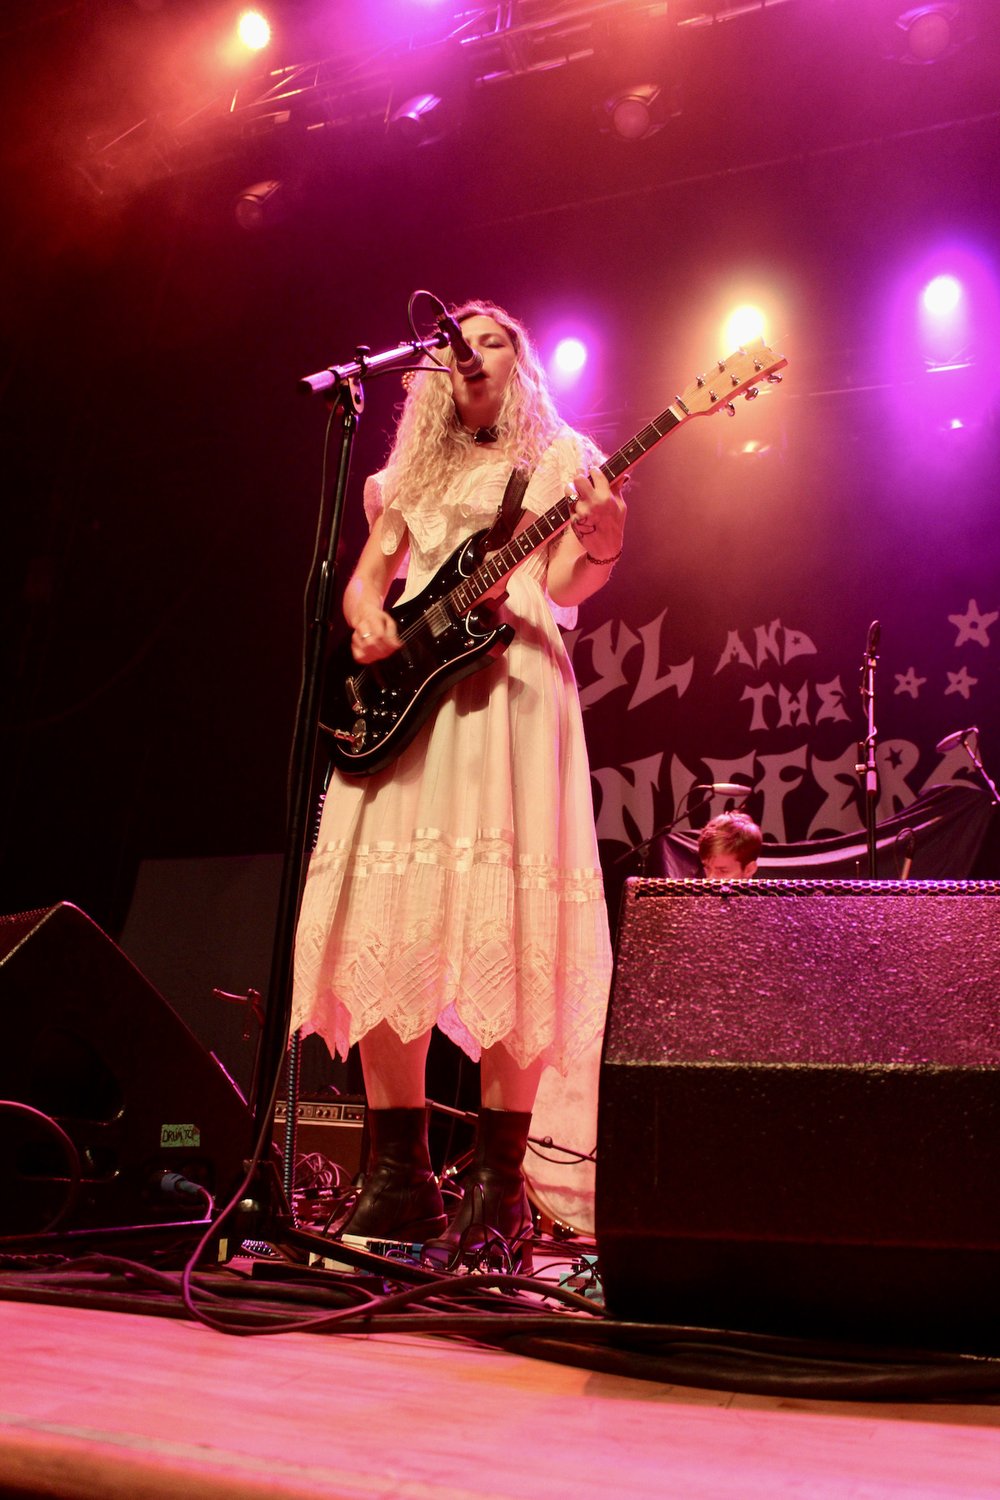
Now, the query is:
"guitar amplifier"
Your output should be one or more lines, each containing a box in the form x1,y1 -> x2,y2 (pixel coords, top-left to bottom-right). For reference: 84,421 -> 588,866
273,1097 -> 366,1177
597,878 -> 1000,1350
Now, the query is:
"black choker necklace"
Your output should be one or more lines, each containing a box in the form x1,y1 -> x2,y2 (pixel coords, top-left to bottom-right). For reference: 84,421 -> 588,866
458,419 -> 498,444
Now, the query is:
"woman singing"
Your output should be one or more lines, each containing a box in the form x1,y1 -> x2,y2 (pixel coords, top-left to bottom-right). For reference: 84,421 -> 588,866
293,301 -> 627,1269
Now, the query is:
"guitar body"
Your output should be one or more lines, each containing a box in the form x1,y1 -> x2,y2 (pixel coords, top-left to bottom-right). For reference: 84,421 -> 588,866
320,530 -> 515,777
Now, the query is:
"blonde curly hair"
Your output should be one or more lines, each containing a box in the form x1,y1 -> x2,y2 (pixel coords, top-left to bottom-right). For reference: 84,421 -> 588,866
381,301 -> 581,512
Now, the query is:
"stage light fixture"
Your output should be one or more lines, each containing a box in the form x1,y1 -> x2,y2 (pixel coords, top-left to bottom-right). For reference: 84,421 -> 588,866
919,269 -> 971,371
923,274 -> 963,317
891,4 -> 965,63
553,338 -> 588,378
385,92 -> 445,146
234,179 -> 284,230
600,84 -> 670,142
237,9 -> 271,52
722,304 -> 768,352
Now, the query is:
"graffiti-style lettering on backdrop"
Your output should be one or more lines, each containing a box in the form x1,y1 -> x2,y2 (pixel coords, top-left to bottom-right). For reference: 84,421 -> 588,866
570,595 -> 1000,851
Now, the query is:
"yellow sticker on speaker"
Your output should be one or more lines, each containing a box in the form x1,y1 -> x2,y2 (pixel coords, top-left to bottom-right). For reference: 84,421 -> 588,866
160,1124 -> 201,1148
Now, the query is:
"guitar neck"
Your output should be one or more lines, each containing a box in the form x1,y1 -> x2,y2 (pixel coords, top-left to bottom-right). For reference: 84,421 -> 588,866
598,401 -> 685,484
447,401 -> 686,614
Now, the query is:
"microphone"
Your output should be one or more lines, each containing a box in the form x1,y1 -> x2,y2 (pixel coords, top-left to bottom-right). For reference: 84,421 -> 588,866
694,783 -> 752,799
436,313 -> 484,377
936,726 -> 977,754
866,619 -> 881,655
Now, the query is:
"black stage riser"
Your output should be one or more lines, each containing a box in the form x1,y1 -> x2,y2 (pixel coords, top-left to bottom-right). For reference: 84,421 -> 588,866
596,878 -> 1000,1351
0,903 -> 254,1237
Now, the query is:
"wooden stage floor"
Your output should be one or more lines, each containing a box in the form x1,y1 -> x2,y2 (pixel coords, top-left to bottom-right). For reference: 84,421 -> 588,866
3,1292 -> 1000,1500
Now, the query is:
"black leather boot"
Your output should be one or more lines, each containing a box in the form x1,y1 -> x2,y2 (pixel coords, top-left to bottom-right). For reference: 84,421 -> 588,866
337,1107 -> 446,1244
423,1107 -> 534,1272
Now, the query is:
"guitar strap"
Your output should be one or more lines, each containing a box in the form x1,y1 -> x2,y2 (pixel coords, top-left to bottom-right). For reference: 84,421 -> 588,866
482,466 -> 532,550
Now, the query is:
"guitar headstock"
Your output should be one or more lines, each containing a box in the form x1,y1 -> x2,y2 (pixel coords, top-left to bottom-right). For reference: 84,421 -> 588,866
676,338 -> 787,419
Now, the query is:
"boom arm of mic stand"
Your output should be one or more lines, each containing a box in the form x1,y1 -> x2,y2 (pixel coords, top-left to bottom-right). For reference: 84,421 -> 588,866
961,740 -> 1000,809
298,334 -> 446,397
614,794 -> 713,871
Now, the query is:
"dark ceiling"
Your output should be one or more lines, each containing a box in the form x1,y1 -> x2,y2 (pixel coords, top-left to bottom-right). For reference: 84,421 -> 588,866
3,1 -> 999,267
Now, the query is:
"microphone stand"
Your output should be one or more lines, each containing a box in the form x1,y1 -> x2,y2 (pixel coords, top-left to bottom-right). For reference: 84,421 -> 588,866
856,620 -> 880,878
238,327 -> 452,1276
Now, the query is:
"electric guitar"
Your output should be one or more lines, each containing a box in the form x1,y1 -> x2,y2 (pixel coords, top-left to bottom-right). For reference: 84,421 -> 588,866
320,337 -> 787,776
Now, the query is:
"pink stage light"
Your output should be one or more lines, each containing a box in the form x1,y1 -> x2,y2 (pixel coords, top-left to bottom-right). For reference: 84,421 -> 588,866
553,338 -> 588,379
541,321 -> 603,409
919,269 -> 971,370
922,274 -> 963,318
884,242 -> 999,437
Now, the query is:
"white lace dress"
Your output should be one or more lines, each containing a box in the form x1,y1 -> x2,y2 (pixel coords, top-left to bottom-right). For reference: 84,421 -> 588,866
291,434 -> 612,1073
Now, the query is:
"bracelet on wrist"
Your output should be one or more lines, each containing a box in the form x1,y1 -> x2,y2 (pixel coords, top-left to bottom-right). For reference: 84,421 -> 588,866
584,545 -> 623,566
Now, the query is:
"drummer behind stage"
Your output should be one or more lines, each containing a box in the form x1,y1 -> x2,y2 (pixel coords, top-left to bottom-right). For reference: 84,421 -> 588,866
698,812 -> 762,880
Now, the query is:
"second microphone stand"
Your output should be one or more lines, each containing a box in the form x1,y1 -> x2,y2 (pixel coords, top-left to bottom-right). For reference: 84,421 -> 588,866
856,621 -> 881,879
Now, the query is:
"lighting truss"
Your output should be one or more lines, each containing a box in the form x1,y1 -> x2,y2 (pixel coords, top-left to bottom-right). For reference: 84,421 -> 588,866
81,0 -> 802,197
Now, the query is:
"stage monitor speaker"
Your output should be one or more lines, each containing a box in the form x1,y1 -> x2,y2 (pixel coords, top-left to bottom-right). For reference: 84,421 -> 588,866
597,878 -> 1000,1351
0,903 -> 255,1239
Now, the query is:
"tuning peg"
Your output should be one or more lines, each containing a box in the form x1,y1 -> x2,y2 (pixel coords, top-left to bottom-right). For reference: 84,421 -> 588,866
767,372 -> 783,384
696,374 -> 706,387
724,401 -> 736,417
744,386 -> 759,400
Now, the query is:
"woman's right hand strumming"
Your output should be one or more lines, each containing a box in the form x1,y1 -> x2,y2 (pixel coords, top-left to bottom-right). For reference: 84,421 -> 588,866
344,514 -> 407,663
350,608 -> 401,664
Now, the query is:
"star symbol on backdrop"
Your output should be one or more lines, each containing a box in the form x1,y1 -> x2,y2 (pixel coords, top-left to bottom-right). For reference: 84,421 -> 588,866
894,667 -> 926,699
945,666 -> 978,699
948,599 -> 999,648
